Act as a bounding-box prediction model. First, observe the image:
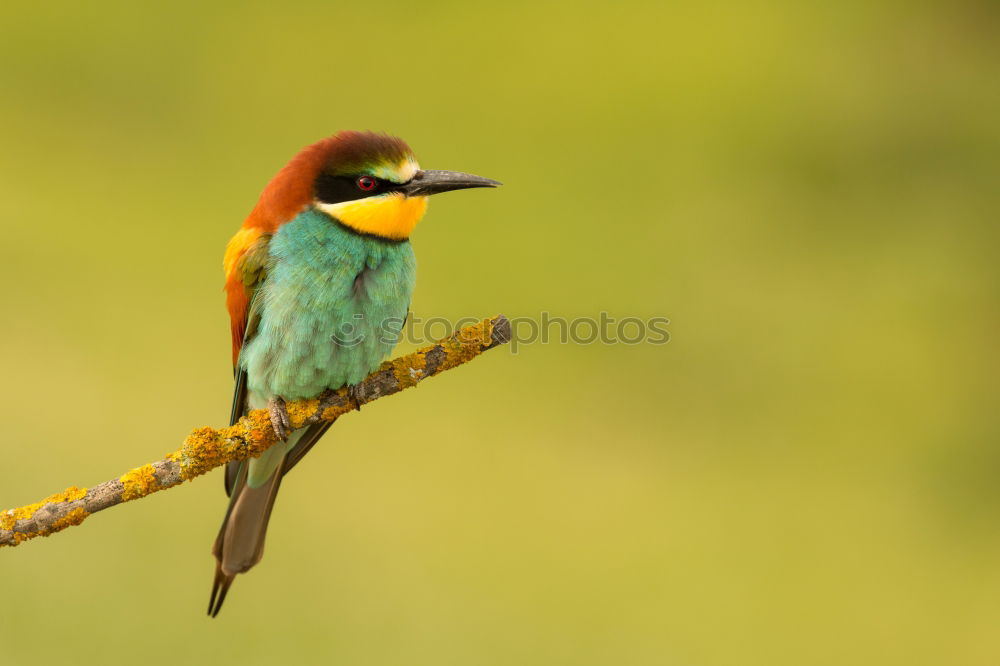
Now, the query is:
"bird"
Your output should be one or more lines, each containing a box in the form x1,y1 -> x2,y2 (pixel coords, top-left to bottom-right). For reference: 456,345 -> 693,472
208,131 -> 500,617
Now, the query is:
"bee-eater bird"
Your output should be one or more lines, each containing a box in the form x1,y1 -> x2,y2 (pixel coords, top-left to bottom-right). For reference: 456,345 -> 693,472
209,131 -> 499,617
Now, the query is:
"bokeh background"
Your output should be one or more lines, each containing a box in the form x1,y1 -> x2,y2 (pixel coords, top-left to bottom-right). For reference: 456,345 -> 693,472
2,1 -> 999,664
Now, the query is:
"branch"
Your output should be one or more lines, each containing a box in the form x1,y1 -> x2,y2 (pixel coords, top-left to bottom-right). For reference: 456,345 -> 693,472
1,314 -> 511,547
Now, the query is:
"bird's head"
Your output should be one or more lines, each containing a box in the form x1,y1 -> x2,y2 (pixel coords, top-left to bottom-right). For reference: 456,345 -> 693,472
254,130 -> 497,241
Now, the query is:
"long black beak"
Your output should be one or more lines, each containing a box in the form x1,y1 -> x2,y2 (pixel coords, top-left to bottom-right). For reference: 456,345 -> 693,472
400,170 -> 502,197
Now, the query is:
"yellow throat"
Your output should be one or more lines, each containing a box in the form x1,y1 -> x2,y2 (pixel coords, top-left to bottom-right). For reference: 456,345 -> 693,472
316,194 -> 428,240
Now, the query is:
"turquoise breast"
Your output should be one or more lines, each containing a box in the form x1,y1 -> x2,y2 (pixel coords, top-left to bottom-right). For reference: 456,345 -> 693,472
241,208 -> 416,402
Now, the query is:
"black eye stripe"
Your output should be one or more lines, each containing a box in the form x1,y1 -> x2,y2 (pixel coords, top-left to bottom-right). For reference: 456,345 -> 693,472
314,174 -> 403,204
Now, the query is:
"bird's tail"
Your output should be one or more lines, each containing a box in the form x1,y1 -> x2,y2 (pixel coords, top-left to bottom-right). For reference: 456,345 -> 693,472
208,421 -> 331,617
207,447 -> 286,617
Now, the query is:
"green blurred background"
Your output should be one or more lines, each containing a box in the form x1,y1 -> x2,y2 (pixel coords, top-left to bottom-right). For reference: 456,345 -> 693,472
2,1 -> 998,664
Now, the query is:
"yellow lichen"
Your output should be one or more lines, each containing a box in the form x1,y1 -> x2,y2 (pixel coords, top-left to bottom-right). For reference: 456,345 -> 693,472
319,402 -> 351,422
391,351 -> 427,389
175,426 -> 227,480
237,413 -> 276,454
0,485 -> 87,531
284,397 -> 321,428
47,507 -> 89,534
170,415 -> 277,481
437,318 -> 494,372
7,506 -> 91,545
383,317 -> 494,389
119,464 -> 160,501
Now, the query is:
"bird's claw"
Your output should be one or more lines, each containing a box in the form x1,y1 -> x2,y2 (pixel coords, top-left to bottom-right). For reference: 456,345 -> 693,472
347,384 -> 365,411
268,396 -> 292,441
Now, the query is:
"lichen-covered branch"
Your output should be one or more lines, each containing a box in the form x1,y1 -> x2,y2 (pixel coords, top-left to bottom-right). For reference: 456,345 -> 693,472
0,314 -> 511,547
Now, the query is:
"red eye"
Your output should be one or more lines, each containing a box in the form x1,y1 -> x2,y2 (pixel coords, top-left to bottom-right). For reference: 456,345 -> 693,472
356,176 -> 377,191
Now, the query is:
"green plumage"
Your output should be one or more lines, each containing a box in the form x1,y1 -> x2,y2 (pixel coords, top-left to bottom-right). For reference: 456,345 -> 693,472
241,209 -> 416,403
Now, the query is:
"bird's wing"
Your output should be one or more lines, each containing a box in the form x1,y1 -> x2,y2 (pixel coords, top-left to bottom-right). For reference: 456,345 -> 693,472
210,230 -> 283,615
225,229 -> 271,371
223,230 -> 271,496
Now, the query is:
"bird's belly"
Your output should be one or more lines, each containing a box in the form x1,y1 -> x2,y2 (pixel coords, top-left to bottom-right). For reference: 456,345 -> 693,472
241,222 -> 415,402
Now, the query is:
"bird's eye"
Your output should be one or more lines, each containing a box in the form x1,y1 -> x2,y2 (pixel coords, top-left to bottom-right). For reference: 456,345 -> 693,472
356,176 -> 377,192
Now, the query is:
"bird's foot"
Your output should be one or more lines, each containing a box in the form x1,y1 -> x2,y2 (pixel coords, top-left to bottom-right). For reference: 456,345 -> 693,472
347,384 -> 365,411
268,396 -> 292,441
